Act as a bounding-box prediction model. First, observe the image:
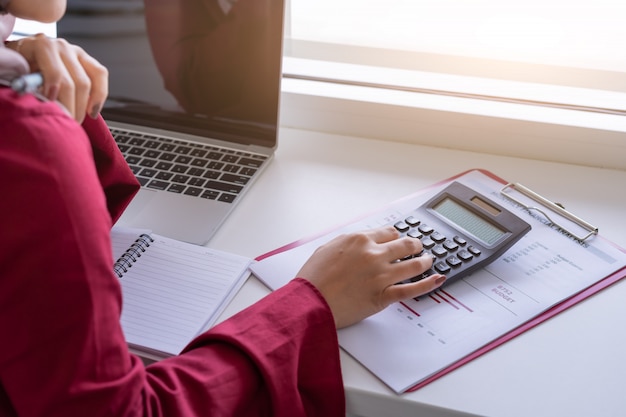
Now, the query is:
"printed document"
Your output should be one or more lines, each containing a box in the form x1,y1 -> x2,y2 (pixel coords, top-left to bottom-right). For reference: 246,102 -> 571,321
249,170 -> 626,393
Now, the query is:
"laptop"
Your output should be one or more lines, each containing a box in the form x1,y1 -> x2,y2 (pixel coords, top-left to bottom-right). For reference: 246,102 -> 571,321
57,0 -> 284,245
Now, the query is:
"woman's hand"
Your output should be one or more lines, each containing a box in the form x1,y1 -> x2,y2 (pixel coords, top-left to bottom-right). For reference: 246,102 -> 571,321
297,226 -> 446,329
6,33 -> 108,123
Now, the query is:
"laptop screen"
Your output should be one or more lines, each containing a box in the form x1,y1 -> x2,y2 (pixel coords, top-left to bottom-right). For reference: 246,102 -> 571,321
57,0 -> 284,148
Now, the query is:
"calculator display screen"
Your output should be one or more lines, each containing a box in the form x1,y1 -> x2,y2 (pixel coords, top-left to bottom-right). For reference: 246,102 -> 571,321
433,197 -> 506,245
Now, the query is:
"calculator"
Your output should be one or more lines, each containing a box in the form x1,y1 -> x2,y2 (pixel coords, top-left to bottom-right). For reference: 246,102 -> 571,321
393,181 -> 531,286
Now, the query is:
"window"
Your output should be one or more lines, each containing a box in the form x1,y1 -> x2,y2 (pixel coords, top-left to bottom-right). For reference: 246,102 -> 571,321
282,0 -> 626,170
287,0 -> 626,90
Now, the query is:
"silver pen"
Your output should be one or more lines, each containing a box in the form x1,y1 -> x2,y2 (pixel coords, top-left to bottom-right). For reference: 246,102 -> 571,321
11,72 -> 44,94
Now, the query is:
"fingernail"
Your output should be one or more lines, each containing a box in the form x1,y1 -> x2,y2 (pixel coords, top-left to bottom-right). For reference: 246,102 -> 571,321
89,103 -> 102,119
435,275 -> 446,285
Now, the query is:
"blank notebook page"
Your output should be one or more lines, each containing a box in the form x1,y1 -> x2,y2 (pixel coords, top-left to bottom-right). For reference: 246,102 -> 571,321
111,227 -> 251,355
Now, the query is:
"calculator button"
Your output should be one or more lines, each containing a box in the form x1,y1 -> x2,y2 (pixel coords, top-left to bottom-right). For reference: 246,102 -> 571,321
394,221 -> 410,233
434,261 -> 451,274
431,232 -> 446,243
446,256 -> 462,268
421,238 -> 435,249
407,229 -> 423,239
443,239 -> 459,251
457,250 -> 473,261
405,216 -> 420,227
468,246 -> 482,256
418,224 -> 434,235
453,236 -> 467,246
431,245 -> 448,258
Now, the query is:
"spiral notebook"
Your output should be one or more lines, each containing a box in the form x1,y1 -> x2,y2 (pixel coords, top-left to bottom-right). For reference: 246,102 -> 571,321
111,227 -> 252,358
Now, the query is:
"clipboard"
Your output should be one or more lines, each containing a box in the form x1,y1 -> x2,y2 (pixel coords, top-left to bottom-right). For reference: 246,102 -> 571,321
499,182 -> 598,243
251,168 -> 626,393
404,172 -> 626,392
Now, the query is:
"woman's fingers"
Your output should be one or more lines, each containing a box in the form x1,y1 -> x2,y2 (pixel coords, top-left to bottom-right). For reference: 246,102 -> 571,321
383,272 -> 446,306
299,226 -> 447,328
11,34 -> 108,123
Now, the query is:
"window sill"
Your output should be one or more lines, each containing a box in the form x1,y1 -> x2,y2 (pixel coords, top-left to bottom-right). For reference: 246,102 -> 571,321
280,57 -> 626,171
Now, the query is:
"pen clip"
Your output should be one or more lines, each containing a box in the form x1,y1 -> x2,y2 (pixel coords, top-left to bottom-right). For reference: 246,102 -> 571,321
500,183 -> 598,242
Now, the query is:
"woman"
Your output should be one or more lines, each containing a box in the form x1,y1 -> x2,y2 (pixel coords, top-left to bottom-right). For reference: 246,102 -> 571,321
0,0 -> 445,415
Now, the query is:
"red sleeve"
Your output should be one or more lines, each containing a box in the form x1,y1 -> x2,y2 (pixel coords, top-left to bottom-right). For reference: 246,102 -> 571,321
81,115 -> 140,223
144,279 -> 345,417
0,89 -> 344,417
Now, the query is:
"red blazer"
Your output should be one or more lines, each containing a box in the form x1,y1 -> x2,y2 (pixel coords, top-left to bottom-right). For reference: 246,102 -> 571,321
0,87 -> 344,416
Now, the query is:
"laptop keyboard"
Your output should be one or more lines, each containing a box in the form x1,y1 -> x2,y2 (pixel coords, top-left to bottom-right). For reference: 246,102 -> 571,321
111,128 -> 267,203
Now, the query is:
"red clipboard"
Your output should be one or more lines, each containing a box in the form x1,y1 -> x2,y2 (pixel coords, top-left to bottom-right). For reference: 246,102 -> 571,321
254,168 -> 626,392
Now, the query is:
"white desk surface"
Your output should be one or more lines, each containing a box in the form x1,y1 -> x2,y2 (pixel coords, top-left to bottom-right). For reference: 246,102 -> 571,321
210,127 -> 626,417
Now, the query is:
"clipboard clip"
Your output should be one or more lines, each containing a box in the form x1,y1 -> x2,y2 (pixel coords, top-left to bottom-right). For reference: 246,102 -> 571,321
500,183 -> 599,242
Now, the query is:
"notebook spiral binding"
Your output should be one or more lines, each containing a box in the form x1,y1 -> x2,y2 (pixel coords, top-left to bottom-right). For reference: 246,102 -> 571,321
113,234 -> 155,278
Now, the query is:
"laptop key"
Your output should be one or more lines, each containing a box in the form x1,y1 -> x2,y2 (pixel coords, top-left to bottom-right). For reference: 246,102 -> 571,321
171,164 -> 188,173
128,138 -> 145,146
187,167 -> 205,176
207,161 -> 224,170
175,155 -> 192,164
144,140 -> 161,149
184,187 -> 203,196
159,143 -> 176,152
220,173 -> 250,185
224,164 -> 240,173
239,157 -> 263,167
203,170 -> 220,179
139,159 -> 157,168
222,155 -> 239,163
155,171 -> 173,180
160,152 -> 177,161
172,174 -> 190,184
168,184 -> 186,193
146,179 -> 168,190
205,180 -> 243,194
155,161 -> 173,170
139,168 -> 157,177
218,193 -> 236,203
128,147 -> 146,156
115,135 -> 130,143
239,167 -> 257,176
174,145 -> 191,155
125,155 -> 141,164
191,158 -> 208,167
144,150 -> 161,158
190,149 -> 207,157
188,178 -> 206,187
201,190 -> 219,200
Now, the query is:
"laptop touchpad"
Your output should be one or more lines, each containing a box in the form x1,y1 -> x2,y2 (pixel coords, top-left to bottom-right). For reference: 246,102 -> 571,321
115,189 -> 157,225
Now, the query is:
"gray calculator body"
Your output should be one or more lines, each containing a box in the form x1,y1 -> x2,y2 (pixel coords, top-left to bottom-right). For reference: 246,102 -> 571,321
393,182 -> 531,286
